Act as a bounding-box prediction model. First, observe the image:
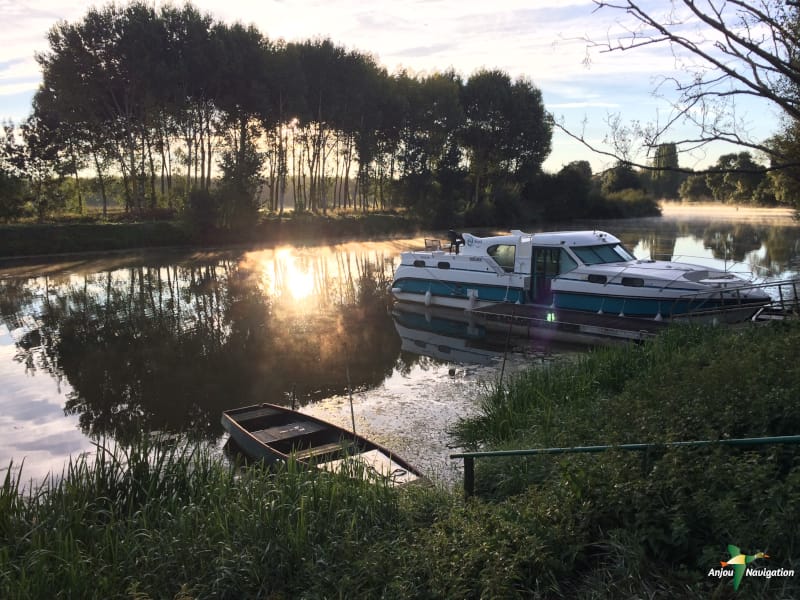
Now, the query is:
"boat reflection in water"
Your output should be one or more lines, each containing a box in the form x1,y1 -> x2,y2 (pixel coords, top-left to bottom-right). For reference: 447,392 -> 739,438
391,302 -> 587,367
392,304 -> 499,366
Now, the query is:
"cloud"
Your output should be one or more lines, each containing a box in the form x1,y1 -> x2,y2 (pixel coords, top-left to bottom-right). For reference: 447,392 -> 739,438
0,0 -> 784,167
549,101 -> 620,109
396,43 -> 455,58
0,82 -> 38,97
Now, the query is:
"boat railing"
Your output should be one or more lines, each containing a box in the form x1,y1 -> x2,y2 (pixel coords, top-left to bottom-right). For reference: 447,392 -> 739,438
451,435 -> 800,498
667,277 -> 800,320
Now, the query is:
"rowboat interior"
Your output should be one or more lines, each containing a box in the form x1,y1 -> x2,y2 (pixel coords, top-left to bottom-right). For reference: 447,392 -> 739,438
227,405 -> 421,486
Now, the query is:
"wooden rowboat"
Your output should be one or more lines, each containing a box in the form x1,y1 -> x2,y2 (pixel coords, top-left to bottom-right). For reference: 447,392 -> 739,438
221,403 -> 423,486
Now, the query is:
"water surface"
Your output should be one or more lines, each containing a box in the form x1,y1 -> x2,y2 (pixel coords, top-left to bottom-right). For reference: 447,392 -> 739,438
1,205 -> 798,485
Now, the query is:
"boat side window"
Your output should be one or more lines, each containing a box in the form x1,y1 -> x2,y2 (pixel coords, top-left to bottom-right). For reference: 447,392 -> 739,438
572,244 -> 633,265
612,244 -> 636,261
558,249 -> 578,274
621,277 -> 644,287
487,244 -> 516,272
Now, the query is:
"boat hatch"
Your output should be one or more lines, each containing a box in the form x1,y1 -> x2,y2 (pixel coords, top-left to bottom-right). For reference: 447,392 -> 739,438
683,270 -> 739,283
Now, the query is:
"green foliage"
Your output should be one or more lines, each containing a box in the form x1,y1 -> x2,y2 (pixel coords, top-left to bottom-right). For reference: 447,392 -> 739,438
601,163 -> 643,195
0,222 -> 191,257
601,188 -> 662,217
0,168 -> 26,223
0,439 -> 408,599
705,153 -> 768,204
679,173 -> 713,202
23,4 -> 555,228
647,142 -> 683,199
765,118 -> 800,210
526,166 -> 659,221
183,188 -> 219,233
0,124 -> 27,222
451,322 -> 800,597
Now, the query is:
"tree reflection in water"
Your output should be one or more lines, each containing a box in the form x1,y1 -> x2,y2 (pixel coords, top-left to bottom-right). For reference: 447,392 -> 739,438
1,247 -> 400,445
1,216 -> 799,458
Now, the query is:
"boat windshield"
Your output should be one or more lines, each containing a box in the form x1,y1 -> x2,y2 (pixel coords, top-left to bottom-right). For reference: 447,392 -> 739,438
571,243 -> 635,265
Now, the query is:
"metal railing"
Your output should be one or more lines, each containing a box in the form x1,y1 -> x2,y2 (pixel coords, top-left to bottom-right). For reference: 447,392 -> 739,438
450,434 -> 800,498
668,277 -> 800,321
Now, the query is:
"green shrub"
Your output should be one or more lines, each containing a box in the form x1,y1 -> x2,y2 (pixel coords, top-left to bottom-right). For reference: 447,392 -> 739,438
450,321 -> 800,597
602,188 -> 662,217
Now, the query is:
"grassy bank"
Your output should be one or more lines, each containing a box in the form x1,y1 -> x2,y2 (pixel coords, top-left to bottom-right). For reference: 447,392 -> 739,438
0,213 -> 418,258
2,322 -> 799,598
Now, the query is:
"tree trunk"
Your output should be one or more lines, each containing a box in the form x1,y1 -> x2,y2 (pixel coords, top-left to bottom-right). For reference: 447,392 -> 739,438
93,149 -> 108,218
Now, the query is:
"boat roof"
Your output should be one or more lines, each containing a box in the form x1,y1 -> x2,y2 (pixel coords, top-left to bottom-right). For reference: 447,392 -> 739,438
460,230 -> 622,247
529,230 -> 622,246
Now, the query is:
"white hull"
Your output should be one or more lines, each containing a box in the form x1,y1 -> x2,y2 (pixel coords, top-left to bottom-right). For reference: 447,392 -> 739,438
390,229 -> 772,322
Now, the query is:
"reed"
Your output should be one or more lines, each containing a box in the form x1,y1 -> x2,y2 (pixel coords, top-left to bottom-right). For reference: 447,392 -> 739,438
0,437 -> 409,599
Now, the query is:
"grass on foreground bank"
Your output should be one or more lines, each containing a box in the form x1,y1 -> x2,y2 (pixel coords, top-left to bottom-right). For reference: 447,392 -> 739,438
3,322 -> 800,599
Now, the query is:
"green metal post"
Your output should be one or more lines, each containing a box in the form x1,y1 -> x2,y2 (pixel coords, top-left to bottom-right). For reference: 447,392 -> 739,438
463,456 -> 474,498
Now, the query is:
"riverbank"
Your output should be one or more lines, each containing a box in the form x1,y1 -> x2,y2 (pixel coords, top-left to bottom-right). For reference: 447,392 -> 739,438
2,203 -> 794,261
3,320 -> 798,598
0,213 -> 419,259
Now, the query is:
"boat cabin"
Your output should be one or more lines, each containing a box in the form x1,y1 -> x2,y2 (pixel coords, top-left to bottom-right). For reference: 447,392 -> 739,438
451,230 -> 633,304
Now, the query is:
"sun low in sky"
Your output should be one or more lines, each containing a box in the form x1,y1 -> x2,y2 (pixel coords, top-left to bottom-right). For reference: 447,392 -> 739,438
0,0 -> 783,172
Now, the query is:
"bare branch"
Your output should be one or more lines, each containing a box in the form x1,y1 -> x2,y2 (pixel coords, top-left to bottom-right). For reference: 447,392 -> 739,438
571,1 -> 800,172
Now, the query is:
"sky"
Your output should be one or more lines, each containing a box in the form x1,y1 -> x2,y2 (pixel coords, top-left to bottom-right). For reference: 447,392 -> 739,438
0,0 -> 786,173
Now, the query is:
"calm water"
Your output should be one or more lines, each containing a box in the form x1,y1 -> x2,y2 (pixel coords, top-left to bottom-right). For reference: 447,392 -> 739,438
1,205 -> 798,485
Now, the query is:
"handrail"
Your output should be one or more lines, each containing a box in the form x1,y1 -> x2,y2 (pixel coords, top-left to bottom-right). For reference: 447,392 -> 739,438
450,434 -> 800,498
663,277 -> 800,320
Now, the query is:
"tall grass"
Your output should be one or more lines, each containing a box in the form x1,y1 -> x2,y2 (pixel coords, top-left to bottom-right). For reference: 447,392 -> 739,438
0,437 -> 411,599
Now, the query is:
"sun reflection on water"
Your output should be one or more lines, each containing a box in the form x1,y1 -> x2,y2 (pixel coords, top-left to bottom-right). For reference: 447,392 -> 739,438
274,248 -> 315,300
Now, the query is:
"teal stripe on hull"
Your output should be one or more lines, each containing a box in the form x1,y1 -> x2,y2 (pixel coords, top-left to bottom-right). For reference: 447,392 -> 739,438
553,292 -> 756,317
393,278 -> 526,304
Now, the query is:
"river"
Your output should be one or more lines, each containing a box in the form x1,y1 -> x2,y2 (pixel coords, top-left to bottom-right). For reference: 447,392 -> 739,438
1,204 -> 798,486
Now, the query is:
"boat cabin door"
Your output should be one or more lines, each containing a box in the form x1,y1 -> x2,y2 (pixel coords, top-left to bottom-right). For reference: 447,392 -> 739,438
531,247 -> 578,305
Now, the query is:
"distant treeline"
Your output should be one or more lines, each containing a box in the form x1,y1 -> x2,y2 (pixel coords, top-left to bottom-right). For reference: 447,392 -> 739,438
0,1 -> 670,229
635,145 -> 793,207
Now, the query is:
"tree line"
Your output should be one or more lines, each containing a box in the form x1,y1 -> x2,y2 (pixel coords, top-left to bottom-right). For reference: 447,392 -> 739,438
6,1 -> 787,230
0,1 -> 557,228
600,142 -> 790,206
